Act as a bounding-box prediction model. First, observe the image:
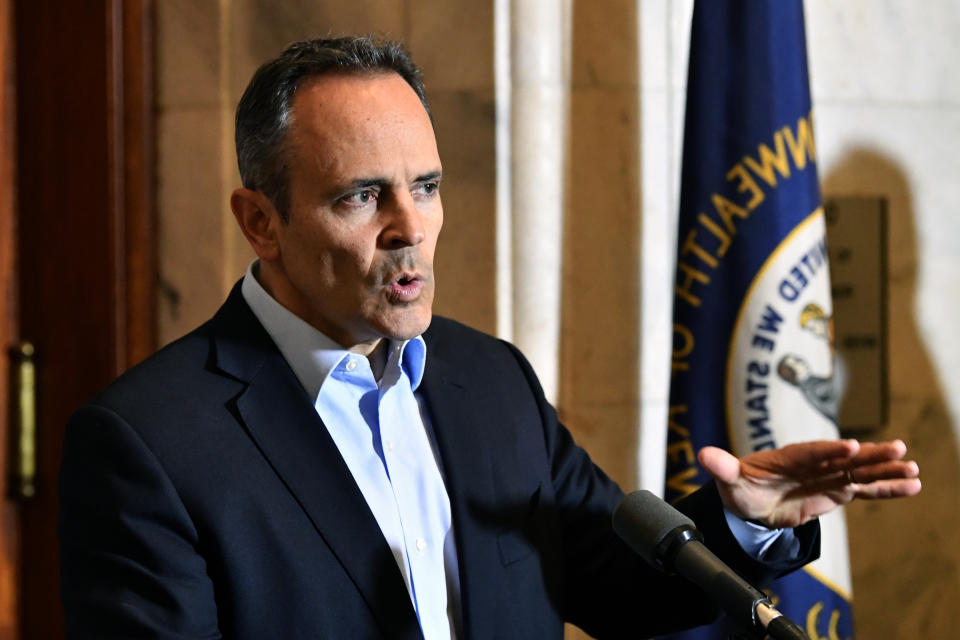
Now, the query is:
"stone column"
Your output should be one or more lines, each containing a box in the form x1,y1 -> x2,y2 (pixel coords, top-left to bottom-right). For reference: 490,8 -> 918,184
506,0 -> 570,403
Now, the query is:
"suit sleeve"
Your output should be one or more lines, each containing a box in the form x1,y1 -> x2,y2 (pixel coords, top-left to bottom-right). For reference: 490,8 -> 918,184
501,341 -> 820,638
58,405 -> 222,639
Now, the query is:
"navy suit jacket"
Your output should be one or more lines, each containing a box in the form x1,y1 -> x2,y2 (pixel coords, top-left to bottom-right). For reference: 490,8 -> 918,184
59,284 -> 818,639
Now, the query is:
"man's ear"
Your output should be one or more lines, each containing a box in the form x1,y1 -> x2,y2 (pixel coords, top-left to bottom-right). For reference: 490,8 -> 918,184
230,188 -> 283,261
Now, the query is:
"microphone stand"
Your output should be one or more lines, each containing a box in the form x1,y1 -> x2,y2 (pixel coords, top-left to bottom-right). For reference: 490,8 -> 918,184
724,600 -> 809,640
668,532 -> 809,639
755,601 -> 809,640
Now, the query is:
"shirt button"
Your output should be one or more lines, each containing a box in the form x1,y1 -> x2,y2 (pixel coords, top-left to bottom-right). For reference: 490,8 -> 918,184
385,440 -> 394,452
345,359 -> 358,371
415,538 -> 427,551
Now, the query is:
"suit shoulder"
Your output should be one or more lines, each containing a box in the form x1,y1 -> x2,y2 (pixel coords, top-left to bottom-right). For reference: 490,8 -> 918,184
424,315 -> 497,343
424,315 -> 514,359
423,315 -> 540,387
83,321 -> 221,414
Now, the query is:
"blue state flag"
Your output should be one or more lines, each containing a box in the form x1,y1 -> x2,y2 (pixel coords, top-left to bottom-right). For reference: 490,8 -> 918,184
663,2 -> 853,639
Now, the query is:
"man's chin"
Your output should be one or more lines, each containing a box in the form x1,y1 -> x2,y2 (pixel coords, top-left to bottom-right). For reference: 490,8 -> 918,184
376,309 -> 433,342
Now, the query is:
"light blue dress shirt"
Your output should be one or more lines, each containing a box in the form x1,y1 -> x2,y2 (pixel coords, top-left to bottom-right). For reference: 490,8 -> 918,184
240,261 -> 794,639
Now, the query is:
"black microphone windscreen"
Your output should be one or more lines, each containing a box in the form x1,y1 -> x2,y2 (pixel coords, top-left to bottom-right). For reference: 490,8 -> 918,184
611,490 -> 697,566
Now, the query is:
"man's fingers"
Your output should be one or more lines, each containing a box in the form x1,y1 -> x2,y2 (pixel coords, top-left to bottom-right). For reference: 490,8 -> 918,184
846,460 -> 919,484
848,439 -> 908,466
774,439 -> 860,471
853,478 -> 922,500
778,456 -> 919,499
786,439 -> 910,476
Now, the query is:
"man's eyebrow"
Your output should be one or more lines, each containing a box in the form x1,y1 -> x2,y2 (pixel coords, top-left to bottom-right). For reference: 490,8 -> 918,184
414,171 -> 443,183
341,177 -> 390,191
339,171 -> 441,191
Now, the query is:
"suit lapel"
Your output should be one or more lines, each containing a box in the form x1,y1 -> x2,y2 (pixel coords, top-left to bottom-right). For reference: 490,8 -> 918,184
418,342 -> 501,640
209,286 -> 422,640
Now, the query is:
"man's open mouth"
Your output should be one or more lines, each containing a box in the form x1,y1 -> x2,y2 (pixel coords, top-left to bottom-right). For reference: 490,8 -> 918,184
386,272 -> 424,302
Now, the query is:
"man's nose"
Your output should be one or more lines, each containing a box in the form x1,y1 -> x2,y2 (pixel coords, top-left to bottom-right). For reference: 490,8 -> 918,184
381,192 -> 425,248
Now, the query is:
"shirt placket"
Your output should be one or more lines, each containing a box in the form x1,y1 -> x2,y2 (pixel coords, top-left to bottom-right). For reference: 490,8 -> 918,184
378,363 -> 452,640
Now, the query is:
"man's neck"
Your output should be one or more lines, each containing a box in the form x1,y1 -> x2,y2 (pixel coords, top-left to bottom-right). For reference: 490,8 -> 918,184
356,339 -> 389,381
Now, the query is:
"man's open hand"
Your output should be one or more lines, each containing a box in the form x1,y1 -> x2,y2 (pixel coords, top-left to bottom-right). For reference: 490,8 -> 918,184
698,439 -> 922,529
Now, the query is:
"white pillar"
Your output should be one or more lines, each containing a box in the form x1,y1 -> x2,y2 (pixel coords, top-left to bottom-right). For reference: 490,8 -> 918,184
637,0 -> 689,492
505,0 -> 570,403
494,0 -> 514,343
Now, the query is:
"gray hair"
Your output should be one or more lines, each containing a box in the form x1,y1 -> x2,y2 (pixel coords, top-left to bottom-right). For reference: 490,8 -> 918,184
235,36 -> 428,220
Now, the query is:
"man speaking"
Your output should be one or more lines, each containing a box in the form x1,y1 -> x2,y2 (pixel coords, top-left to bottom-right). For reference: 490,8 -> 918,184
58,37 -> 920,639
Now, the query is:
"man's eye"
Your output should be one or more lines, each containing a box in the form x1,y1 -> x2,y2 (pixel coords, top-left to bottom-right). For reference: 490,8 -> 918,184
414,182 -> 439,198
340,189 -> 378,207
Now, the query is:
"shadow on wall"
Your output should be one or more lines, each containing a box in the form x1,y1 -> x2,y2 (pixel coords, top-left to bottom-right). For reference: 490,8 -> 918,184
822,149 -> 960,639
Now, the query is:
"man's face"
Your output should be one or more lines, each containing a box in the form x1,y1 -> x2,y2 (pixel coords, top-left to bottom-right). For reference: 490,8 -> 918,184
264,72 -> 443,350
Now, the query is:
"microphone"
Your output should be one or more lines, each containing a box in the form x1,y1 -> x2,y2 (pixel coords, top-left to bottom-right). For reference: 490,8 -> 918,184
612,490 -> 808,640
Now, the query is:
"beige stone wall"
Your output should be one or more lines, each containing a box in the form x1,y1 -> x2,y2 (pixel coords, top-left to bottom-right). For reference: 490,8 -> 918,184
156,1 -> 238,344
560,0 -> 640,496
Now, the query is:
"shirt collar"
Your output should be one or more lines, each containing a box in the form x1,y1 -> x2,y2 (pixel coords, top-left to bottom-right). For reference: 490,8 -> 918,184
240,260 -> 427,397
397,332 -> 426,390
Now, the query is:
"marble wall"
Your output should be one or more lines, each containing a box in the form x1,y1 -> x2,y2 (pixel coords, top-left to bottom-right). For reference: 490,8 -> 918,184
558,0 -> 641,496
157,1 -> 960,638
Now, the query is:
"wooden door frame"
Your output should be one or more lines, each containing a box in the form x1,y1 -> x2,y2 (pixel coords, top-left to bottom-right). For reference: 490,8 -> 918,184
0,0 -> 18,632
110,0 -> 157,370
3,1 -> 156,637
